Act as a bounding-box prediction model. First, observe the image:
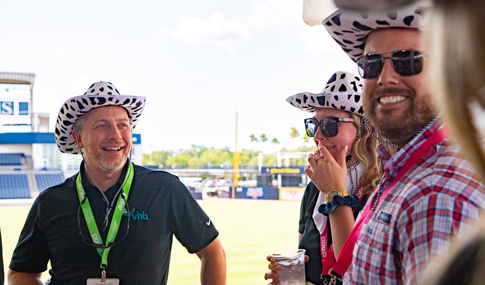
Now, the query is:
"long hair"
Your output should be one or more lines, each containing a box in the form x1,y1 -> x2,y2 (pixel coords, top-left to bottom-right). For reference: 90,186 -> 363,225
425,2 -> 485,285
351,113 -> 383,195
429,0 -> 485,180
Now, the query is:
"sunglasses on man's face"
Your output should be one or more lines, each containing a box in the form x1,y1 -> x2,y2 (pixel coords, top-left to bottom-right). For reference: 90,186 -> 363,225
304,117 -> 355,138
356,50 -> 427,79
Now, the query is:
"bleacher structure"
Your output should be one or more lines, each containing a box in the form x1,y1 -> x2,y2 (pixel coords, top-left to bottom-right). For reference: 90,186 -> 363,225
35,173 -> 64,192
0,173 -> 30,199
0,153 -> 25,166
0,153 -> 64,199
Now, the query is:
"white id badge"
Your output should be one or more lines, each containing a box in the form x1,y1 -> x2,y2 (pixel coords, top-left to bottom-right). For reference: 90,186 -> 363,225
86,278 -> 120,285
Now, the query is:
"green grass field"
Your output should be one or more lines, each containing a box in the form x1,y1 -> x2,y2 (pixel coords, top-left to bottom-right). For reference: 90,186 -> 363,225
0,199 -> 300,284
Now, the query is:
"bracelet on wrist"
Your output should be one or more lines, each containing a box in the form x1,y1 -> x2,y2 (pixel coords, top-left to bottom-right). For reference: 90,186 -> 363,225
318,195 -> 360,216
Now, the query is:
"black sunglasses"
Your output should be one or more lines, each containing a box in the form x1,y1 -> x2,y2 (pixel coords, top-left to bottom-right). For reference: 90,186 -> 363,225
356,50 -> 427,79
304,117 -> 355,138
77,196 -> 130,249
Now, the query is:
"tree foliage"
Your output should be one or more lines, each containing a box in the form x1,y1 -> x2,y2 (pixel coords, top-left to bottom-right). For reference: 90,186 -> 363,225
143,131 -> 317,169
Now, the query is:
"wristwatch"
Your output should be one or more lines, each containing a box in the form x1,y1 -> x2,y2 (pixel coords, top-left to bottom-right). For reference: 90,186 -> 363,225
325,190 -> 349,203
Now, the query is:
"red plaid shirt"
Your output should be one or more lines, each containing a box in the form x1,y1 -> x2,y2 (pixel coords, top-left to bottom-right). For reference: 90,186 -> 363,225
344,120 -> 485,285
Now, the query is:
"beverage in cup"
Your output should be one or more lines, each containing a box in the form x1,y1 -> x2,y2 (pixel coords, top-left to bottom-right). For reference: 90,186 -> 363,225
270,249 -> 306,285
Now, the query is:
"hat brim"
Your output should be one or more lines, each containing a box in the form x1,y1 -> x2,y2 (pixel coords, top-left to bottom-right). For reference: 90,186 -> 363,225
55,94 -> 146,154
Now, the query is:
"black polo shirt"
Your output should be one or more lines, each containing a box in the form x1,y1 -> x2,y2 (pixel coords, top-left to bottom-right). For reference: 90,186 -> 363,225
10,162 -> 219,284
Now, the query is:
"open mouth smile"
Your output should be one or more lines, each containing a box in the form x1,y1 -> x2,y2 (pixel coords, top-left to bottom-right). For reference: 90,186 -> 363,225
103,146 -> 123,152
378,95 -> 408,104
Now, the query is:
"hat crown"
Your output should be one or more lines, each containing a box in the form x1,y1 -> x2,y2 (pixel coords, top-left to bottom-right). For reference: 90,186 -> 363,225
321,71 -> 362,94
83,81 -> 121,96
55,81 -> 146,154
323,0 -> 432,60
286,71 -> 364,115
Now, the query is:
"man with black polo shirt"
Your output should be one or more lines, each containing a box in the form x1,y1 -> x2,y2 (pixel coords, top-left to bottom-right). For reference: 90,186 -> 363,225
8,81 -> 226,285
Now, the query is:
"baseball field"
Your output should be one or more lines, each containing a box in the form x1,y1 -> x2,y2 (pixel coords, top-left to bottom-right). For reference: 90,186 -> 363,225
0,199 -> 301,284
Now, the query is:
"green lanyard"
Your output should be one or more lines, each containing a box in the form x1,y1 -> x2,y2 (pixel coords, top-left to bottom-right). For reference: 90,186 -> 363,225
76,163 -> 134,267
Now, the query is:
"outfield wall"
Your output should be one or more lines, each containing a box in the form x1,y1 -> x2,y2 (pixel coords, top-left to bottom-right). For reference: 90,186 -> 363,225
229,186 -> 305,201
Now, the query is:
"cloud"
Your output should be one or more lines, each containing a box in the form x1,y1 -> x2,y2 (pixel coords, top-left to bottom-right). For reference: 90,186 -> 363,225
167,11 -> 253,53
246,0 -> 302,29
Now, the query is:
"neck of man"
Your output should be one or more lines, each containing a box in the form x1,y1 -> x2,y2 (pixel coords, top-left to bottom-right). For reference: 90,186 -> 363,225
387,117 -> 439,157
83,162 -> 126,192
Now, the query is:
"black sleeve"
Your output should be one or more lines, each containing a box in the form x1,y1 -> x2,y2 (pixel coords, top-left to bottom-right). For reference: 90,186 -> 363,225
169,177 -> 219,254
299,183 -> 314,234
9,198 -> 50,273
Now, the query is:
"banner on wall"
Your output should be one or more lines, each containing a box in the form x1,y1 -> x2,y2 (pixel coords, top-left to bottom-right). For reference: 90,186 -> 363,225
279,187 -> 305,201
261,166 -> 305,175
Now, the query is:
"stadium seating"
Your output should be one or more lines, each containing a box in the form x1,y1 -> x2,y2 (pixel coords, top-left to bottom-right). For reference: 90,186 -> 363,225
0,174 -> 31,199
36,173 -> 64,192
0,153 -> 25,166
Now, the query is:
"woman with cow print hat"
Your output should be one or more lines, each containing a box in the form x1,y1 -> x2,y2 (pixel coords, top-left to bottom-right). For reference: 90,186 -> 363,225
264,71 -> 383,285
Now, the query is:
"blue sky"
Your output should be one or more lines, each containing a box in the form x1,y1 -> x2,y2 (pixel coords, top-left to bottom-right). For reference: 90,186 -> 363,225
0,0 -> 357,153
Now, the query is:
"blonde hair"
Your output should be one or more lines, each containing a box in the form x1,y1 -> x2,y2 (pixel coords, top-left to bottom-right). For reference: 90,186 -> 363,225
351,113 -> 383,195
429,0 -> 485,180
425,2 -> 485,285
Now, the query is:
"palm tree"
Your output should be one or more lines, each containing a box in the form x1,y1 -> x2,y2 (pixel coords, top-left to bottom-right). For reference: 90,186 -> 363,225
250,134 -> 258,151
303,134 -> 311,146
290,127 -> 299,150
271,138 -> 280,152
260,134 -> 268,152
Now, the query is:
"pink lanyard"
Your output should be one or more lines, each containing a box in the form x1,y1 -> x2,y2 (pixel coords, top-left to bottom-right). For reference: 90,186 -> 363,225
329,126 -> 448,278
320,186 -> 364,276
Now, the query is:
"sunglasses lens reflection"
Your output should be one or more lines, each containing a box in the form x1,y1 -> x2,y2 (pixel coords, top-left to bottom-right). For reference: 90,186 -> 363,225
321,119 -> 338,137
392,50 -> 424,76
305,118 -> 339,138
358,55 -> 382,79
358,50 -> 425,79
305,119 -> 317,137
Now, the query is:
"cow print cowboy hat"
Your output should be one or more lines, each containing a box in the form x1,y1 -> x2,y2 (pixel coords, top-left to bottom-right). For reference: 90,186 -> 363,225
55,81 -> 146,154
286,71 -> 364,115
322,0 -> 431,60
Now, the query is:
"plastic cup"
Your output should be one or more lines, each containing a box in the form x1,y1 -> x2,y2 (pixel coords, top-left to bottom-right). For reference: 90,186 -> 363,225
270,249 -> 306,285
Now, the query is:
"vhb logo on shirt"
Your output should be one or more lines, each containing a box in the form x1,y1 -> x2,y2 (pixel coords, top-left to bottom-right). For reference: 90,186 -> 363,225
123,208 -> 149,220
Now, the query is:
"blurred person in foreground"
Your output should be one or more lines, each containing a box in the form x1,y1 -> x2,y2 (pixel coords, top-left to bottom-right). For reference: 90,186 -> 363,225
421,1 -> 485,284
7,81 -> 226,285
320,1 -> 485,284
0,229 -> 3,284
264,71 -> 383,285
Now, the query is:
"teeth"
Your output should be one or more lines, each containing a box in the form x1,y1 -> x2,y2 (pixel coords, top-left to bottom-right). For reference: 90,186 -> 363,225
105,147 -> 121,151
379,96 -> 406,104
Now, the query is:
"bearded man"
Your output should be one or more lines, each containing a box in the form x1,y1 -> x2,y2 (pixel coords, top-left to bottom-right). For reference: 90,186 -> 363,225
320,2 -> 485,284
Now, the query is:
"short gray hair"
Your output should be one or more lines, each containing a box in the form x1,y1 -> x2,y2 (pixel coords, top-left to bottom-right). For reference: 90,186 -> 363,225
73,113 -> 88,134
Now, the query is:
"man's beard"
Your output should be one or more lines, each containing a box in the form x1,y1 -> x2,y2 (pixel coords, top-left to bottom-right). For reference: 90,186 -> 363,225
365,87 -> 439,146
83,147 -> 127,173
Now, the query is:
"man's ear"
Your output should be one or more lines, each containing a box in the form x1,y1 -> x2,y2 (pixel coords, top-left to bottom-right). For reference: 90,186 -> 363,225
72,131 -> 83,148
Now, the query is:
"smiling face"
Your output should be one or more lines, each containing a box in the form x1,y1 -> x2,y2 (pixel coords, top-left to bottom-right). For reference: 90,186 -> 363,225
77,105 -> 132,176
362,28 -> 438,146
313,107 -> 358,160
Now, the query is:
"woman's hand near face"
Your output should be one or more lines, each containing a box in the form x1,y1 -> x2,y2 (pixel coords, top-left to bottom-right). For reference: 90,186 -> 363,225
305,142 -> 348,195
